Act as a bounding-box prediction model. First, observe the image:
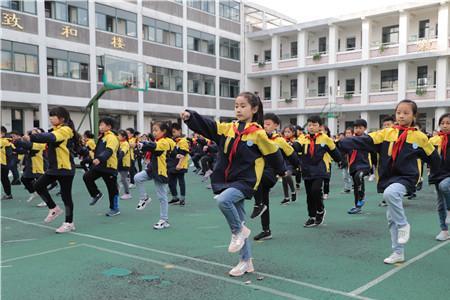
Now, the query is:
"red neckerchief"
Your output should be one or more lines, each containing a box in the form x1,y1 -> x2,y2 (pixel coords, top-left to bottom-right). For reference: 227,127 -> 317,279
348,150 -> 358,167
392,126 -> 416,162
306,133 -> 321,157
438,131 -> 450,160
224,123 -> 261,181
155,136 -> 164,142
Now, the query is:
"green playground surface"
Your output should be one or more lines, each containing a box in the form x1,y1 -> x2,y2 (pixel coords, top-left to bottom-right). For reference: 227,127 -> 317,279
1,167 -> 449,300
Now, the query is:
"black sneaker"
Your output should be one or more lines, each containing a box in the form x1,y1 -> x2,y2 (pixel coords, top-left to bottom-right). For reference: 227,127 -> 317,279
342,189 -> 351,194
416,180 -> 423,191
11,180 -> 21,185
406,192 -> 416,200
291,192 -> 297,202
315,210 -> 326,226
253,230 -> 272,241
1,194 -> 13,200
179,200 -> 185,206
168,198 -> 180,205
250,204 -> 267,219
89,192 -> 103,206
280,198 -> 290,205
378,200 -> 388,207
304,218 -> 317,228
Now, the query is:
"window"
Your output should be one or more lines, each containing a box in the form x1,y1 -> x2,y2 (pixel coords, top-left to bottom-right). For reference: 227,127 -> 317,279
220,38 -> 240,60
95,3 -> 136,37
318,37 -> 327,53
1,40 -> 38,74
219,0 -> 240,22
382,25 -> 399,44
1,0 -> 36,14
417,66 -> 428,86
318,76 -> 326,96
380,69 -> 398,91
143,17 -> 182,48
44,1 -> 88,26
187,29 -> 215,55
187,0 -> 215,15
264,87 -> 271,100
418,19 -> 430,39
220,78 -> 239,98
291,41 -> 298,58
47,48 -> 89,80
290,79 -> 297,98
188,72 -> 215,95
146,65 -> 183,92
346,37 -> 356,50
264,50 -> 271,62
345,79 -> 355,93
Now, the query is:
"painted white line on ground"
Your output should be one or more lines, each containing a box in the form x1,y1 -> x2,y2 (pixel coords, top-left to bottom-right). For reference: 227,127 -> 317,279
350,239 -> 450,296
1,244 -> 82,264
2,216 -> 373,300
0,265 -> 12,268
83,243 -> 311,300
213,245 -> 228,248
3,238 -> 37,243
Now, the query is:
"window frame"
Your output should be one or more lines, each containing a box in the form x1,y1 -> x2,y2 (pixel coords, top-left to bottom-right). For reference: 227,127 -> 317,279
219,37 -> 240,60
220,77 -> 240,98
187,28 -> 215,55
95,3 -> 137,37
45,0 -> 89,26
1,0 -> 37,15
219,0 -> 240,22
1,40 -> 38,74
143,17 -> 182,48
188,72 -> 215,96
47,48 -> 89,80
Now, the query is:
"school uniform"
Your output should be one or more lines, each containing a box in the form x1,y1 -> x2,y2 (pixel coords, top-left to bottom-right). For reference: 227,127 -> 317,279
168,137 -> 190,201
14,140 -> 45,194
0,137 -> 13,196
118,140 -> 131,195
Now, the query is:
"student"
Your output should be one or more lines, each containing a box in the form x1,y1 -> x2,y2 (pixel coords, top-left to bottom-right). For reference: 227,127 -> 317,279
339,128 -> 354,194
297,116 -> 342,227
168,123 -> 190,206
180,92 -> 285,277
340,100 -> 440,264
1,126 -> 13,200
83,117 -> 120,217
28,107 -> 80,233
135,122 -> 176,230
429,113 -> 450,241
251,113 -> 298,241
321,126 -> 332,200
378,115 -> 396,207
341,119 -> 372,214
117,130 -> 132,200
294,125 -> 304,190
8,131 -> 21,185
80,130 -> 95,172
280,125 -> 298,205
126,128 -> 138,188
15,128 -> 46,203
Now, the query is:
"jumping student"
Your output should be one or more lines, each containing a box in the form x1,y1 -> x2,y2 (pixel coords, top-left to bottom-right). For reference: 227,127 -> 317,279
118,130 -> 132,200
297,116 -> 342,227
294,125 -> 304,190
83,117 -> 120,217
180,92 -> 285,277
126,128 -> 138,188
80,130 -> 95,172
135,122 -> 176,230
341,119 -> 372,214
429,113 -> 450,241
251,113 -> 298,241
340,100 -> 440,264
28,107 -> 80,233
168,123 -> 190,206
339,128 -> 354,194
1,126 -> 13,200
280,125 -> 298,204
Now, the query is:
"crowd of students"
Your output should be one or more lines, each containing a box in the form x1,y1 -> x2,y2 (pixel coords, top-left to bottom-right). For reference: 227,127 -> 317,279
1,94 -> 449,276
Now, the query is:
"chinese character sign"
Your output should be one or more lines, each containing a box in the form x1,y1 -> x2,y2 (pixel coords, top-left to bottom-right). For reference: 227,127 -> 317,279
111,36 -> 125,49
2,12 -> 23,30
61,25 -> 78,38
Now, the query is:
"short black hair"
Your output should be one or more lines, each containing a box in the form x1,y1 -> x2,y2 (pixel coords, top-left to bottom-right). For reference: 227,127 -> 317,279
118,129 -> 128,138
438,113 -> 450,125
126,127 -> 135,134
171,123 -> 182,131
1,126 -> 7,134
382,115 -> 395,123
99,117 -> 116,128
263,113 -> 280,125
354,119 -> 367,128
307,115 -> 322,125
83,130 -> 94,139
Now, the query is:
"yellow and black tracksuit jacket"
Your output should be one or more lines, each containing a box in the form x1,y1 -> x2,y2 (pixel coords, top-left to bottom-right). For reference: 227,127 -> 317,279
296,133 -> 342,180
338,134 -> 372,175
0,137 -> 13,166
141,137 -> 176,183
30,125 -> 75,176
94,130 -> 119,175
86,138 -> 96,159
185,110 -> 286,198
167,137 -> 190,174
14,140 -> 45,178
128,136 -> 138,161
118,140 -> 131,171
340,127 -> 439,193
429,134 -> 450,185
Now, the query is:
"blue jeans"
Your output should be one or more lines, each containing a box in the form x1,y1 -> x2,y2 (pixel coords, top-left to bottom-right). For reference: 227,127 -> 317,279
383,183 -> 407,254
134,171 -> 169,221
436,177 -> 450,231
215,188 -> 251,262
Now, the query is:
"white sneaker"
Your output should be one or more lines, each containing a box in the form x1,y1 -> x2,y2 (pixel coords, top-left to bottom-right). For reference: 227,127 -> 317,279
229,259 -> 254,277
120,193 -> 132,200
27,192 -> 38,202
129,184 -> 136,189
435,230 -> 450,241
397,224 -> 411,244
228,225 -> 251,253
37,201 -> 47,207
55,222 -> 75,233
153,219 -> 170,230
368,174 -> 375,182
136,197 -> 151,210
383,252 -> 405,264
323,194 -> 328,200
44,206 -> 63,223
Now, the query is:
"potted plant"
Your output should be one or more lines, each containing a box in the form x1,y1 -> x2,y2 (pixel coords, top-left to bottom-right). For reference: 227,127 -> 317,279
285,97 -> 293,103
258,61 -> 266,67
344,93 -> 353,100
416,86 -> 427,96
312,52 -> 322,61
378,43 -> 385,53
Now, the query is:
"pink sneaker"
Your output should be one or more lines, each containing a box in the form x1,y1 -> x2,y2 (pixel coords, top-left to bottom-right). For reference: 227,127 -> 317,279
44,206 -> 63,223
55,222 -> 75,233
